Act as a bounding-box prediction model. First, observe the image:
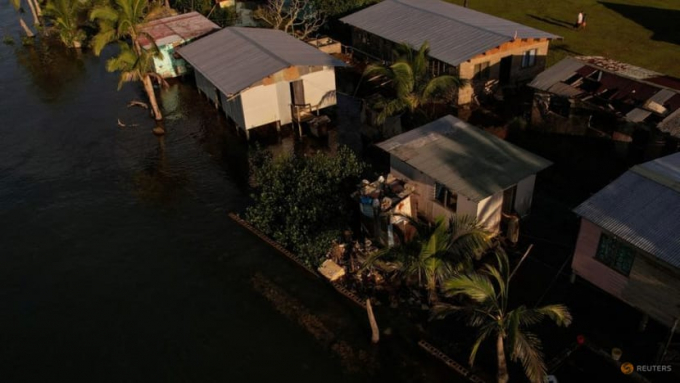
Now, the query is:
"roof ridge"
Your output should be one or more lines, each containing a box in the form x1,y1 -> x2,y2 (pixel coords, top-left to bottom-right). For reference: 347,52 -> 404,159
393,0 -> 515,41
630,165 -> 680,193
230,28 -> 291,68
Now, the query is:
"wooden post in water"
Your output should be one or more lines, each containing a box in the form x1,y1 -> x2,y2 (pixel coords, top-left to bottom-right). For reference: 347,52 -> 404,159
366,299 -> 379,344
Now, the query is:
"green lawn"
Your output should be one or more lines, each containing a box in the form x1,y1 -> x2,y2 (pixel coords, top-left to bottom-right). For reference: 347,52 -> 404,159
445,0 -> 680,77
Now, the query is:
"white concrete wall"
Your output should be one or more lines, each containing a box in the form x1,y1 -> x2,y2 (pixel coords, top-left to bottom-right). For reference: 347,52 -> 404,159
275,80 -> 293,125
514,174 -> 536,217
301,67 -> 337,111
477,191 -> 503,233
240,84 -> 279,129
457,196 -> 478,219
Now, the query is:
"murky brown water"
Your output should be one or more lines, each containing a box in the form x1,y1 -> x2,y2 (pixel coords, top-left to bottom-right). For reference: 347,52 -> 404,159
0,4 -> 458,383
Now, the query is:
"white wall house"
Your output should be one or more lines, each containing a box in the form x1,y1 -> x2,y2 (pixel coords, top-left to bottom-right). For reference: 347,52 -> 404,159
178,27 -> 345,138
377,115 -> 552,233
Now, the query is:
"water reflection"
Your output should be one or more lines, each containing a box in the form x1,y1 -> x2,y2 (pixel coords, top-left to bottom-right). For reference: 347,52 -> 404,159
14,36 -> 86,101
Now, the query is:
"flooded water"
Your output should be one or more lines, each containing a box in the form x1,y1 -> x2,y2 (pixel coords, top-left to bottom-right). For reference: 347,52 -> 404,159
0,5 -> 453,383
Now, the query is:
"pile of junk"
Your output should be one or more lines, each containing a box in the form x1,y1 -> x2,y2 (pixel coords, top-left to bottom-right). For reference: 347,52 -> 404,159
317,174 -> 416,283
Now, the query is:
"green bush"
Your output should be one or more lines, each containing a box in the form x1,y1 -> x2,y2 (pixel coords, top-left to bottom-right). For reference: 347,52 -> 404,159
246,146 -> 365,266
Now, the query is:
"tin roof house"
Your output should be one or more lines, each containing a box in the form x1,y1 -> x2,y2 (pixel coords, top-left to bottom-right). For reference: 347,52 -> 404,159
528,56 -> 680,139
177,27 -> 346,139
138,12 -> 220,79
341,0 -> 560,105
376,115 -> 552,233
571,152 -> 680,331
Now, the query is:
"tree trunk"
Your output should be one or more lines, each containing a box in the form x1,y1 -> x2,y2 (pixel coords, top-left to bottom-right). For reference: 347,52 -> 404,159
32,0 -> 42,16
19,17 -> 35,37
25,0 -> 40,26
164,0 -> 170,8
497,335 -> 509,383
143,75 -> 163,120
366,299 -> 380,344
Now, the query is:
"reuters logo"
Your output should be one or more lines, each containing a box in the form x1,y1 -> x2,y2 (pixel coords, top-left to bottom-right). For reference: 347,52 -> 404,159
621,362 -> 634,375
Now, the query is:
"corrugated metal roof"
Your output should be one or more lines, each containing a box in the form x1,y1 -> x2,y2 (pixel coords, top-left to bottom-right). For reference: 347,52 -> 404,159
659,108 -> 680,137
177,27 -> 346,95
625,108 -> 651,123
528,57 -> 585,92
574,152 -> 680,269
377,115 -> 552,202
138,12 -> 220,49
340,0 -> 559,66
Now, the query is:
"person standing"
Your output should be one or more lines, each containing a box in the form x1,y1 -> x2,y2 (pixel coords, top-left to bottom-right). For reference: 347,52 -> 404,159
581,13 -> 588,29
575,11 -> 583,28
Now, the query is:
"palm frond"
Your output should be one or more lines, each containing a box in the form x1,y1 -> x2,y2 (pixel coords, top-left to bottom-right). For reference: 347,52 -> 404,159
441,272 -> 496,304
532,304 -> 573,327
510,330 -> 547,383
422,75 -> 465,102
89,4 -> 118,23
469,321 -> 495,366
448,215 -> 492,260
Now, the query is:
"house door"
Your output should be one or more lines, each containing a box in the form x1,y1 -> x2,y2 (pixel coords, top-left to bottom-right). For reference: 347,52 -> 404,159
499,56 -> 512,85
502,185 -> 517,215
290,80 -> 305,105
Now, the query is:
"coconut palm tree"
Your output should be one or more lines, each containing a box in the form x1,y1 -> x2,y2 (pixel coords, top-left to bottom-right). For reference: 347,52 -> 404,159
363,215 -> 492,304
364,41 -> 466,126
90,0 -> 167,120
434,249 -> 572,383
44,0 -> 86,48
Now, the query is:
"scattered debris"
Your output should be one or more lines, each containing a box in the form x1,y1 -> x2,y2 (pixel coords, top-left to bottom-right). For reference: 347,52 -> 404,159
318,259 -> 346,281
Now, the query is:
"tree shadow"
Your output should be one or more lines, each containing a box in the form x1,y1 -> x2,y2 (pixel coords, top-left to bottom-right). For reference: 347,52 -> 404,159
527,14 -> 576,29
599,1 -> 680,45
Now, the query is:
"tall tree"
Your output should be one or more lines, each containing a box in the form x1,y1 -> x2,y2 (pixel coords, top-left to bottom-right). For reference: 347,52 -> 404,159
434,250 -> 572,383
364,41 -> 465,126
90,0 -> 166,120
255,0 -> 325,39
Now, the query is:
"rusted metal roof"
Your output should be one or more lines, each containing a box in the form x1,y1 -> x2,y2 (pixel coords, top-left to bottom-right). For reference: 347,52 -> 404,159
529,56 -> 680,136
340,0 -> 559,66
574,152 -> 680,269
377,115 -> 552,202
138,12 -> 220,49
177,27 -> 346,96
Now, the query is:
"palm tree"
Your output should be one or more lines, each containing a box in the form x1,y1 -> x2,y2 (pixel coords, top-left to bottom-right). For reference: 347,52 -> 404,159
364,41 -> 466,126
44,0 -> 86,48
90,0 -> 167,120
434,249 -> 572,383
363,215 -> 492,304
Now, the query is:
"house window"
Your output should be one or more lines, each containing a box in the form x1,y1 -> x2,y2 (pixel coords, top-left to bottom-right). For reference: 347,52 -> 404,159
474,61 -> 491,80
521,49 -> 537,68
435,183 -> 458,212
595,233 -> 636,276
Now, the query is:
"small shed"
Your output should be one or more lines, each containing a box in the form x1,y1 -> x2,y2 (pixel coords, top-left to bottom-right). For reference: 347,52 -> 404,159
177,27 -> 346,138
138,12 -> 220,78
571,152 -> 680,330
376,115 -> 552,233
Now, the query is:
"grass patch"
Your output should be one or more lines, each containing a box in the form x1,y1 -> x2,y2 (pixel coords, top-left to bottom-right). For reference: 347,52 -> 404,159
445,0 -> 680,77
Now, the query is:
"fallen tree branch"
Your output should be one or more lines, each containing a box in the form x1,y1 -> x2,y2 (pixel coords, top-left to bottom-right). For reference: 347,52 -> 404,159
127,100 -> 149,109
